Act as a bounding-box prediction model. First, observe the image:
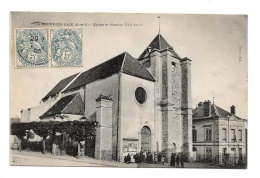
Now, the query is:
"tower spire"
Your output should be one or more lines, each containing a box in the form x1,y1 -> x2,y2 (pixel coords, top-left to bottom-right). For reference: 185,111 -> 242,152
157,16 -> 161,34
212,90 -> 215,104
157,16 -> 161,49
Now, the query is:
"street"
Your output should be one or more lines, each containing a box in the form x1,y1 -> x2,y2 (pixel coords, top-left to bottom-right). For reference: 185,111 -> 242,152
10,150 -> 224,168
11,152 -> 106,167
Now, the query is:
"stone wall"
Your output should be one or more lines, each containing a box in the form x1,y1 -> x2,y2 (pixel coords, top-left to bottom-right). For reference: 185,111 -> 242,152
181,58 -> 193,162
95,97 -> 113,160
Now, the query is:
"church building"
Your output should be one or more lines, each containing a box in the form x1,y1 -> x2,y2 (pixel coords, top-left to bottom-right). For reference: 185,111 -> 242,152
21,34 -> 193,163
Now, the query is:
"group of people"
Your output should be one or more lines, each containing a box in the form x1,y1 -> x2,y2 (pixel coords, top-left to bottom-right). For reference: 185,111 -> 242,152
170,153 -> 185,168
124,151 -> 154,164
124,151 -> 185,168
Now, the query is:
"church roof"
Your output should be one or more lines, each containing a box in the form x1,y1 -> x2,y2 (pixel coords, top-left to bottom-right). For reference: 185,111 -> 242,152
63,52 -> 155,92
192,103 -> 244,120
138,34 -> 180,59
40,93 -> 84,118
42,73 -> 79,101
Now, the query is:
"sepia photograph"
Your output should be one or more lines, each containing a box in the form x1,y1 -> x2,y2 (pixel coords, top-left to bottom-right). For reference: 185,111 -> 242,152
9,12 -> 248,169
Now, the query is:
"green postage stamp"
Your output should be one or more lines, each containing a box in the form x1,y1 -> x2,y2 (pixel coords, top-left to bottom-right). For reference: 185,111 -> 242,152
15,28 -> 82,68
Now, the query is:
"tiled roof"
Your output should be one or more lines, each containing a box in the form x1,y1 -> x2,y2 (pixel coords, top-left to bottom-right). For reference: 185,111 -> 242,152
40,93 -> 84,118
42,73 -> 79,101
192,103 -> 244,120
214,105 -> 232,117
138,34 -> 180,59
122,52 -> 156,81
63,52 -> 155,92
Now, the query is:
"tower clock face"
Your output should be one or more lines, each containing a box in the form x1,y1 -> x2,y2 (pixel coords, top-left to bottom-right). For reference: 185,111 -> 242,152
135,87 -> 147,104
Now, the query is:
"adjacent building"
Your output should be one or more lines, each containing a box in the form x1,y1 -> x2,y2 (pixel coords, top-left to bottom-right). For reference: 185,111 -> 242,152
192,100 -> 247,165
20,33 -> 193,162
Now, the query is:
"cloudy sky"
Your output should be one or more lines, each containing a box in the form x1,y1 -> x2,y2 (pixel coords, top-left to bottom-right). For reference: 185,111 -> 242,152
10,12 -> 248,119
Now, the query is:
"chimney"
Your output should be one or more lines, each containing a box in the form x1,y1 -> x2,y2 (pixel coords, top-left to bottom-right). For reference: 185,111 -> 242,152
231,105 -> 236,115
203,100 -> 211,117
198,102 -> 203,107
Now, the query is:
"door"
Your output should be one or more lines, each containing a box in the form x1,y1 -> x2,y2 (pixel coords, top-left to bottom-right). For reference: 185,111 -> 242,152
205,147 -> 212,162
141,126 -> 151,152
239,148 -> 243,163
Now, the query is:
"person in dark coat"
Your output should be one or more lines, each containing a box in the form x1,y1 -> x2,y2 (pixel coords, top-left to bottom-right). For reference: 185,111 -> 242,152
134,153 -> 138,163
170,153 -> 176,167
126,153 -> 131,164
180,155 -> 184,168
139,151 -> 143,163
124,156 -> 127,163
176,155 -> 180,168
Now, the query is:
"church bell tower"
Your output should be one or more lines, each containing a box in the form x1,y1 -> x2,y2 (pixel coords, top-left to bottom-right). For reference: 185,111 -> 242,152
138,33 -> 193,162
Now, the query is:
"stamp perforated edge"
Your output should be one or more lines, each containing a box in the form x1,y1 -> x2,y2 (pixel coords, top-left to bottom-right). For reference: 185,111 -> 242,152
13,27 -> 84,69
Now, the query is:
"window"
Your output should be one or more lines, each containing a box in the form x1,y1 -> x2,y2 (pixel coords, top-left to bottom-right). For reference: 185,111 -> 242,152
238,130 -> 242,142
133,144 -> 137,150
231,129 -> 236,142
205,147 -> 212,154
222,128 -> 227,142
192,129 -> 197,142
223,148 -> 227,154
135,87 -> 147,104
205,127 -> 212,142
171,62 -> 176,72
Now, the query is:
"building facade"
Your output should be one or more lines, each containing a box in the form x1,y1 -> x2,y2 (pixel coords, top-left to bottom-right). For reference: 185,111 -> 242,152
21,34 -> 193,162
192,100 -> 247,165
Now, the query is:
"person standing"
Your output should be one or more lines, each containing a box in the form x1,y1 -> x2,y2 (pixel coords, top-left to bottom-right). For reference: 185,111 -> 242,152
134,153 -> 138,163
170,153 -> 176,167
154,153 -> 158,164
161,154 -> 165,165
124,156 -> 127,163
127,153 -> 131,164
139,151 -> 143,163
176,155 -> 180,168
144,151 -> 147,162
180,155 -> 184,168
130,153 -> 134,163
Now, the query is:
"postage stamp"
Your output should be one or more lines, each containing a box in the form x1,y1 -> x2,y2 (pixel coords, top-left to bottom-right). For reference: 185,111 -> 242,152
50,28 -> 82,67
15,28 -> 49,68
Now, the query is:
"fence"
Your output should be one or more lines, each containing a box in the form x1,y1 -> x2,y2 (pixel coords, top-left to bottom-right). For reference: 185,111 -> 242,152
222,153 -> 247,166
194,153 -> 247,166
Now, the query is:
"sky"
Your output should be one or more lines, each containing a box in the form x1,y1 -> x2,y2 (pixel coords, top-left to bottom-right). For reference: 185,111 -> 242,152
10,12 -> 248,119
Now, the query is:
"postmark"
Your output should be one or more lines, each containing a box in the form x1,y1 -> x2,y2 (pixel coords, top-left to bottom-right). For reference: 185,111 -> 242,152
15,28 -> 48,68
50,28 -> 82,67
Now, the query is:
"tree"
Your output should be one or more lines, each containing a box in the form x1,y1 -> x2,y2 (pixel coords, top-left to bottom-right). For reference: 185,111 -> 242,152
66,120 -> 98,158
29,122 -> 52,155
10,120 -> 98,158
11,122 -> 29,151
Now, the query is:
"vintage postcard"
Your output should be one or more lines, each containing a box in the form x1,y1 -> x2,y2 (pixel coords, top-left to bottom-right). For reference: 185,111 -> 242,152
10,12 -> 248,168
